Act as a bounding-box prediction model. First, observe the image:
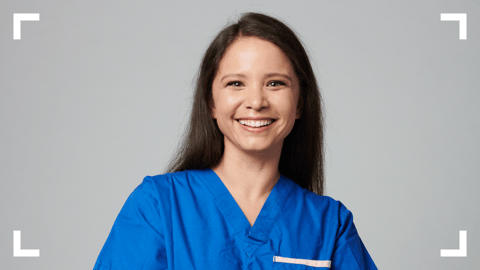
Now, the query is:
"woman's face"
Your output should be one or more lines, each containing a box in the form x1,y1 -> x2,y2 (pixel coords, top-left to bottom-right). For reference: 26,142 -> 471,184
211,37 -> 301,155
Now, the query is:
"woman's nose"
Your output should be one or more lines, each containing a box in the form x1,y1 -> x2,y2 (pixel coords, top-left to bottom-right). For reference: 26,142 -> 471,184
244,84 -> 268,110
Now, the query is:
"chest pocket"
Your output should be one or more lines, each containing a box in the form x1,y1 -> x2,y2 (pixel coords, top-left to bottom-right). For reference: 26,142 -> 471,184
273,256 -> 331,269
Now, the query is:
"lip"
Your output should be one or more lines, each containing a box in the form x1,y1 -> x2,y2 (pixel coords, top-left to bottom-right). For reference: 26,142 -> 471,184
235,117 -> 276,133
235,117 -> 277,121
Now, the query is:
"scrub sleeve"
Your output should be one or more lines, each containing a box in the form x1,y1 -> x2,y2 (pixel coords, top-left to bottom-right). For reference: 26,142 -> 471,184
331,204 -> 377,269
93,177 -> 167,270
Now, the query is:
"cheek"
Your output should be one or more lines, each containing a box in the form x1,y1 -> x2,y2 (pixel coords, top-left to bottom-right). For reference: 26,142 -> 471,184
274,95 -> 299,118
227,95 -> 238,105
216,94 -> 241,115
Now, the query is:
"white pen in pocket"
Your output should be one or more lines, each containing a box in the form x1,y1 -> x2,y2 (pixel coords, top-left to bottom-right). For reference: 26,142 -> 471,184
273,256 -> 331,268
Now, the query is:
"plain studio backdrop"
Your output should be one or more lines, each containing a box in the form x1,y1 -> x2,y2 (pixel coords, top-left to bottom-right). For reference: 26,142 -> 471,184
1,0 -> 479,269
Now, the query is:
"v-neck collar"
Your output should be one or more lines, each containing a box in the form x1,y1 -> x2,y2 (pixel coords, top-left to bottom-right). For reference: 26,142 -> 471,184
199,168 -> 295,258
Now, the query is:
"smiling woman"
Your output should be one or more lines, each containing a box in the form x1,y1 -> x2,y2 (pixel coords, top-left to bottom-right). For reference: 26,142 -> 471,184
211,37 -> 301,156
93,12 -> 377,270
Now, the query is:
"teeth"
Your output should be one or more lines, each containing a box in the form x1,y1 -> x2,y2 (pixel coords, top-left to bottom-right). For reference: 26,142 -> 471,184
238,119 -> 273,127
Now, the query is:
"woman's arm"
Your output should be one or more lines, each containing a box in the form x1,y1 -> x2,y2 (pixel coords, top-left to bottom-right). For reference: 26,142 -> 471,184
93,177 -> 167,270
330,203 -> 377,270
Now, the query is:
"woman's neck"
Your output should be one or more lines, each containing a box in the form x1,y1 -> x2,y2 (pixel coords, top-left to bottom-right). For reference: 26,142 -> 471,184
212,141 -> 282,202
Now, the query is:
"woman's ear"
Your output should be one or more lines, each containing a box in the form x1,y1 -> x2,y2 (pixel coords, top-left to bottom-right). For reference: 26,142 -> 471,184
209,99 -> 217,119
296,94 -> 303,119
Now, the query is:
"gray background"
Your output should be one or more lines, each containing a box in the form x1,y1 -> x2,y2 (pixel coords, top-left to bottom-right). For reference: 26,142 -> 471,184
1,0 -> 479,269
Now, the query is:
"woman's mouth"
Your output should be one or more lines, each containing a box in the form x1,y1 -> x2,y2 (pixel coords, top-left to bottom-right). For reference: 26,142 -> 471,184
236,119 -> 276,128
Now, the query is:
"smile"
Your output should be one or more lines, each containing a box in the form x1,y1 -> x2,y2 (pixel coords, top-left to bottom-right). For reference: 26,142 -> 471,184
236,119 -> 276,128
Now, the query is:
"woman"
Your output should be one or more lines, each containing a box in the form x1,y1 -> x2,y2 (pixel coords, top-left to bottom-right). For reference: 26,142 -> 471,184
94,12 -> 377,269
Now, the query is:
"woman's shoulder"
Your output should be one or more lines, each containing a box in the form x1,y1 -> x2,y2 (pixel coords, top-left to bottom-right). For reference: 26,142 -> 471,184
284,177 -> 352,220
136,169 -> 210,196
143,169 -> 210,184
143,170 -> 187,184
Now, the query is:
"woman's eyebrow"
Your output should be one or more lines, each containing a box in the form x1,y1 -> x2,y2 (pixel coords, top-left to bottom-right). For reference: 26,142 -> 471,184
220,73 -> 247,81
220,73 -> 292,81
264,73 -> 292,81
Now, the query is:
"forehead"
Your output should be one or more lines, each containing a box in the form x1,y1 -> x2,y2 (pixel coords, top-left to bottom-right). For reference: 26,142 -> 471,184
216,37 -> 295,76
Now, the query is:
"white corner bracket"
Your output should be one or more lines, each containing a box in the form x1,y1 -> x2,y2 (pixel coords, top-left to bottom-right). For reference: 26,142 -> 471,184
13,230 -> 40,257
13,13 -> 40,40
440,230 -> 467,257
440,13 -> 467,40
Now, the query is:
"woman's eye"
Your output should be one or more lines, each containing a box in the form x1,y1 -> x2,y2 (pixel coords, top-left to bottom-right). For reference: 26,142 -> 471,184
267,81 -> 286,87
226,81 -> 243,87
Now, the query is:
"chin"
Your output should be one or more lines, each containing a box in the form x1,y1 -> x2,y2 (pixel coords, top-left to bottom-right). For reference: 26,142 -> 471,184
242,147 -> 271,153
239,141 -> 282,155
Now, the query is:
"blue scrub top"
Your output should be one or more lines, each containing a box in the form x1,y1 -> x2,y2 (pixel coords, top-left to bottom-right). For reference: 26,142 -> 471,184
94,169 -> 377,269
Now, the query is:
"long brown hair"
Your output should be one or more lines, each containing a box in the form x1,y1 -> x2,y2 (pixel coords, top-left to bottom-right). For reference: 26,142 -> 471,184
166,12 -> 325,195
